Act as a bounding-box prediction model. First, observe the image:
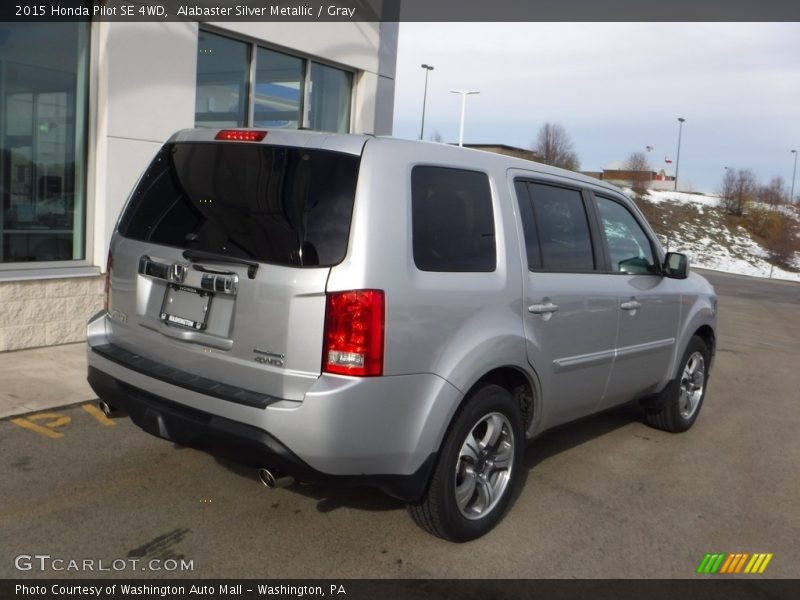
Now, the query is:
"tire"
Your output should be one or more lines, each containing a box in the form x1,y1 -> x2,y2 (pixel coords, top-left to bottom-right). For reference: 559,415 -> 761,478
408,384 -> 524,542
645,335 -> 710,433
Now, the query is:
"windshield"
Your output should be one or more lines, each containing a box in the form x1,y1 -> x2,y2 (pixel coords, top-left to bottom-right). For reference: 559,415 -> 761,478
118,142 -> 360,267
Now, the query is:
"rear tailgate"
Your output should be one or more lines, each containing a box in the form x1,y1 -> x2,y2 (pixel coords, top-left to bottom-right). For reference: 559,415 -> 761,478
102,134 -> 363,402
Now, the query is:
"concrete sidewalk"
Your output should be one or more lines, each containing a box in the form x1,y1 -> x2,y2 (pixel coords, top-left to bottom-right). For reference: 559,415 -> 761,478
0,342 -> 95,419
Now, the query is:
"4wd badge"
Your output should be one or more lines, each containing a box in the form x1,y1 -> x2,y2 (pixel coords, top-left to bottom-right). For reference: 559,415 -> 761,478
253,349 -> 285,367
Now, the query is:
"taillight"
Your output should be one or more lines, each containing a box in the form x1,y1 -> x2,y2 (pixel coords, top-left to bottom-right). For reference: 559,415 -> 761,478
323,290 -> 385,377
103,251 -> 113,311
214,129 -> 267,142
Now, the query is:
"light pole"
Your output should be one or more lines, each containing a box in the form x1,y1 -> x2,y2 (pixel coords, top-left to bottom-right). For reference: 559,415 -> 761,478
791,149 -> 798,204
419,64 -> 434,140
450,90 -> 479,147
674,117 -> 685,192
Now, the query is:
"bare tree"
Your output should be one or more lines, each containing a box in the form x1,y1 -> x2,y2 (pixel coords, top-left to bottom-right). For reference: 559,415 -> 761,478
720,168 -> 757,216
624,151 -> 652,197
757,176 -> 787,206
720,168 -> 737,212
533,123 -> 580,171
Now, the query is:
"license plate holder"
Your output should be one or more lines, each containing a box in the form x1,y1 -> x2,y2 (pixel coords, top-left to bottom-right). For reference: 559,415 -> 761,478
160,284 -> 212,331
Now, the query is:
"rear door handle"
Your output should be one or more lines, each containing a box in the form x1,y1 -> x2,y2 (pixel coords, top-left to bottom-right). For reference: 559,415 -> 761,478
529,302 -> 559,314
620,300 -> 642,311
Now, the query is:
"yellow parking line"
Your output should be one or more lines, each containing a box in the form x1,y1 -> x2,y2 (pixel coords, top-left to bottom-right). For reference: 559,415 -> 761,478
11,413 -> 71,439
82,403 -> 117,426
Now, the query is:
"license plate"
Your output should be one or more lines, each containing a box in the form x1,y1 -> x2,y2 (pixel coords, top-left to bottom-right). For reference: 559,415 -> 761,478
160,284 -> 212,330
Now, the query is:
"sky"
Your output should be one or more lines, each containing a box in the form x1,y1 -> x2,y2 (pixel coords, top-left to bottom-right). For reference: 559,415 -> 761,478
391,23 -> 800,194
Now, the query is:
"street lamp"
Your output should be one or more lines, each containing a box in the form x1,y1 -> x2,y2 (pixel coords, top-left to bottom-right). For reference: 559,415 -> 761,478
419,64 -> 434,140
791,149 -> 798,204
450,90 -> 479,147
674,117 -> 685,192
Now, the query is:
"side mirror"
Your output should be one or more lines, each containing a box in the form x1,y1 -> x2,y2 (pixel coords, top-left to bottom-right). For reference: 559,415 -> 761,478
663,252 -> 689,279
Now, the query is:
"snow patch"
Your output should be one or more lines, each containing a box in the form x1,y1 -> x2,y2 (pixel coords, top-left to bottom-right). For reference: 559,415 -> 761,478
624,188 -> 800,282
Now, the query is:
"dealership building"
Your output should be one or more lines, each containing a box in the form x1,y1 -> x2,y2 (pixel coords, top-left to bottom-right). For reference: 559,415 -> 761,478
0,20 -> 398,351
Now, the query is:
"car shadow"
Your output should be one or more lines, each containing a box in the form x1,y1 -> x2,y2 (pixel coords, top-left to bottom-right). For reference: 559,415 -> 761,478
210,402 -> 646,515
211,453 -> 404,513
502,401 -> 645,518
523,401 -> 643,471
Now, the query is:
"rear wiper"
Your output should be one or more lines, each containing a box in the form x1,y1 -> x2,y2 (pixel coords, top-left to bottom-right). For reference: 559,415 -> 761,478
182,250 -> 259,279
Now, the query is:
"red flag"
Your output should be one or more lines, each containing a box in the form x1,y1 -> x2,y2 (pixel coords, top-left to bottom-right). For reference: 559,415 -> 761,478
664,157 -> 673,164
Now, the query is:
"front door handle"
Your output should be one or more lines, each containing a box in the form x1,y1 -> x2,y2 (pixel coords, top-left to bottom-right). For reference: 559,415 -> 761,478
529,302 -> 559,315
620,300 -> 642,311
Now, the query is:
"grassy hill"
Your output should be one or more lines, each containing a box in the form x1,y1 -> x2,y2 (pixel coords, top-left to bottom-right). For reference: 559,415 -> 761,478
630,190 -> 800,282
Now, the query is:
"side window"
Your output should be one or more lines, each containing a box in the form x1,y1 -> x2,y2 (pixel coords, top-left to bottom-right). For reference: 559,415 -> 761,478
513,180 -> 542,269
412,166 -> 496,272
594,196 -> 658,274
525,182 -> 595,271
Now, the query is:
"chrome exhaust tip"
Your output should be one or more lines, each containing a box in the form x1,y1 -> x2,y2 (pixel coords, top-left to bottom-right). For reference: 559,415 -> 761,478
98,400 -> 126,419
258,468 -> 294,489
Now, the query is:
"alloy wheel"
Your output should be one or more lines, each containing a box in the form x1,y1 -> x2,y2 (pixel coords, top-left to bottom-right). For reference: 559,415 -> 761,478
454,412 -> 515,520
679,351 -> 706,419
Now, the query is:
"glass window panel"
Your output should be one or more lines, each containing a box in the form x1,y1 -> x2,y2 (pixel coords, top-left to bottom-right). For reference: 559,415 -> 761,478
528,183 -> 595,271
308,63 -> 352,133
120,143 -> 360,268
254,48 -> 304,129
411,166 -> 496,272
514,179 -> 543,270
0,22 -> 88,264
195,31 -> 250,128
594,196 -> 658,274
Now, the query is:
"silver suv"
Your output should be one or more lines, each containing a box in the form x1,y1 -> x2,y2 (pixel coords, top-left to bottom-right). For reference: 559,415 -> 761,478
87,128 -> 717,541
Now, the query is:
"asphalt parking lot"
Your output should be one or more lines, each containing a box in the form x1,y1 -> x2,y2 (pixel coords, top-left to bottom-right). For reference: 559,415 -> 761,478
1,270 -> 798,579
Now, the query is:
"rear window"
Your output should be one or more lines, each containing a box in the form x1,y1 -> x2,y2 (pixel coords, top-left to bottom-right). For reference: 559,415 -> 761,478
119,142 -> 360,267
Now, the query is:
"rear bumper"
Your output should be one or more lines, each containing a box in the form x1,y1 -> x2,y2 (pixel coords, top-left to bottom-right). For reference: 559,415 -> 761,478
86,312 -> 463,502
87,367 -> 434,502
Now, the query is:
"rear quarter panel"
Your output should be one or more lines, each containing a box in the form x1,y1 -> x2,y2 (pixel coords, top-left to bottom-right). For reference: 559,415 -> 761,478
326,139 -> 534,430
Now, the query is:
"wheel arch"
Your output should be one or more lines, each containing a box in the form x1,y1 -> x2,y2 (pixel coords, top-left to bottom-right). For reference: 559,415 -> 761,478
670,294 -> 717,382
456,365 -> 541,439
693,324 -> 716,368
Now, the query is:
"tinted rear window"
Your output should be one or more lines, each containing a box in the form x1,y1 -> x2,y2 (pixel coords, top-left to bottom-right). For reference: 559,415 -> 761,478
119,142 -> 360,267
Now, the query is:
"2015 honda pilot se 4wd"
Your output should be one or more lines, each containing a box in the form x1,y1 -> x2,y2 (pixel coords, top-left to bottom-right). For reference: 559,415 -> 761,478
88,128 -> 716,541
